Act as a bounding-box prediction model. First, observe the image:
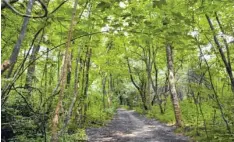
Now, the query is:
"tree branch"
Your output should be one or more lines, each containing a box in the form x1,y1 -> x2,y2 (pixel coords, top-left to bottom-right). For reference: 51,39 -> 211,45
1,0 -> 18,9
3,0 -> 48,18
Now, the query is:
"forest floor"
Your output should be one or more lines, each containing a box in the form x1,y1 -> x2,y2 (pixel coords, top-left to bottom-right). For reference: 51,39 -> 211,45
86,108 -> 190,142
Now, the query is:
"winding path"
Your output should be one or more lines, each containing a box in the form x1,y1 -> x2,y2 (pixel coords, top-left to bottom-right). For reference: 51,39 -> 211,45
86,108 -> 189,142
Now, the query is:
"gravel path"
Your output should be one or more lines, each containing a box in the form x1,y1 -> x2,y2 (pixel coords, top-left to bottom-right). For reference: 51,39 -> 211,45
86,108 -> 190,142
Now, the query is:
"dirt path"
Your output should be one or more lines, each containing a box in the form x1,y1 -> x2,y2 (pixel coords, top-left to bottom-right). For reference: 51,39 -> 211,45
86,108 -> 189,142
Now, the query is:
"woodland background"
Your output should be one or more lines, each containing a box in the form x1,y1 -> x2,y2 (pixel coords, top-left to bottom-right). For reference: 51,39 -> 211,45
1,0 -> 234,141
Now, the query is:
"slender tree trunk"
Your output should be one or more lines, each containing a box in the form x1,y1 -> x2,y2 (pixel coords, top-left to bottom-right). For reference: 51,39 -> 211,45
1,0 -> 35,75
215,12 -> 231,68
146,48 -> 152,110
127,58 -> 148,110
75,57 -> 84,126
60,45 -> 82,134
151,64 -> 164,113
79,56 -> 86,125
57,51 -> 61,81
66,52 -> 72,87
150,69 -> 158,106
79,47 -> 92,125
145,47 -> 164,113
84,48 -> 91,98
161,74 -> 169,112
141,45 -> 152,110
43,47 -> 49,142
140,77 -> 148,110
206,14 -> 234,92
106,75 -> 111,108
191,47 -> 210,140
43,48 -> 49,87
109,74 -> 114,92
60,57 -> 80,135
25,45 -> 40,90
82,47 -> 92,122
51,0 -> 78,141
197,38 -> 232,134
108,74 -> 113,107
102,75 -> 107,109
166,44 -> 183,127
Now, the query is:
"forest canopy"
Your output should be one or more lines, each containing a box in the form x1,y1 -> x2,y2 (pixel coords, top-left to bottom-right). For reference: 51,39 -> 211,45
1,0 -> 234,141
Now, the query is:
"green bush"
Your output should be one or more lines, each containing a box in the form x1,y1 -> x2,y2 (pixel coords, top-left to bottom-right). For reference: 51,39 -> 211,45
147,105 -> 175,124
84,92 -> 118,127
60,129 -> 87,142
144,98 -> 234,141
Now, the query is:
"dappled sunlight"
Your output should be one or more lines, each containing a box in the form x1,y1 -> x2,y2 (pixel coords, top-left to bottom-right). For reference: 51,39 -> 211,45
2,0 -> 233,141
87,109 -> 189,142
114,125 -> 159,138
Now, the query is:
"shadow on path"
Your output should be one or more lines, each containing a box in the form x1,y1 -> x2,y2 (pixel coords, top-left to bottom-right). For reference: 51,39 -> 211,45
86,108 -> 189,142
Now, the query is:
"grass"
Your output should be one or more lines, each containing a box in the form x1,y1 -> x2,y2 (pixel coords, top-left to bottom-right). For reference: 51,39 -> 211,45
129,98 -> 234,142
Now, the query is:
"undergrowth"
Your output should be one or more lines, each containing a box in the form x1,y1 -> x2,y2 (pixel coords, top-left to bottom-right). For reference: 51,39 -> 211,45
130,97 -> 234,142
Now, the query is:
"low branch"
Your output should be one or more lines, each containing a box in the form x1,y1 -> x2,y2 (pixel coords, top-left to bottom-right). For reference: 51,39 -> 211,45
126,58 -> 141,91
12,85 -> 36,114
3,0 -> 48,18
1,0 -> 18,9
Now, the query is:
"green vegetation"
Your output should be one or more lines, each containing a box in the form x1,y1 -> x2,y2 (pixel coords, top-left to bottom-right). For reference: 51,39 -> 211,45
142,96 -> 234,141
1,0 -> 234,141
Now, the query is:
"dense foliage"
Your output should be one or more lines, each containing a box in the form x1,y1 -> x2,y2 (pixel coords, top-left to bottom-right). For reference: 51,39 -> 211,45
1,0 -> 234,141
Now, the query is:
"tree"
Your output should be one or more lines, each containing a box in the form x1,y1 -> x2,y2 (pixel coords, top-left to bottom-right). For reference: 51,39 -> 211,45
1,0 -> 35,76
205,14 -> 234,92
51,0 -> 79,141
1,0 -> 234,141
165,44 -> 183,127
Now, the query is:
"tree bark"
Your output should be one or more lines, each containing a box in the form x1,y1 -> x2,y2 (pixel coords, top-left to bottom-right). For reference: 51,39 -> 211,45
66,52 -> 72,87
102,75 -> 107,109
166,44 -> 183,127
60,57 -> 80,135
1,0 -> 35,76
80,47 -> 92,125
107,74 -> 113,107
149,48 -> 163,113
51,0 -> 78,141
145,47 -> 152,110
59,44 -> 82,135
1,0 -> 18,9
25,45 -> 40,90
150,61 -> 164,113
206,14 -> 234,92
127,58 -> 148,110
197,38 -> 232,134
83,47 -> 92,99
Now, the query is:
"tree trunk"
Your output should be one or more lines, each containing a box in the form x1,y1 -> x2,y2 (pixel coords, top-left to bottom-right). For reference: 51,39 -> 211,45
166,44 -> 183,127
83,48 -> 92,99
25,45 -> 40,90
102,75 -> 107,109
150,49 -> 163,113
60,57 -> 80,134
197,38 -> 232,134
127,58 -> 148,110
1,0 -> 35,75
59,44 -> 82,135
81,47 -> 92,124
66,52 -> 72,87
108,74 -> 113,107
151,64 -> 164,113
51,0 -> 78,141
146,47 -> 152,110
206,14 -> 234,92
